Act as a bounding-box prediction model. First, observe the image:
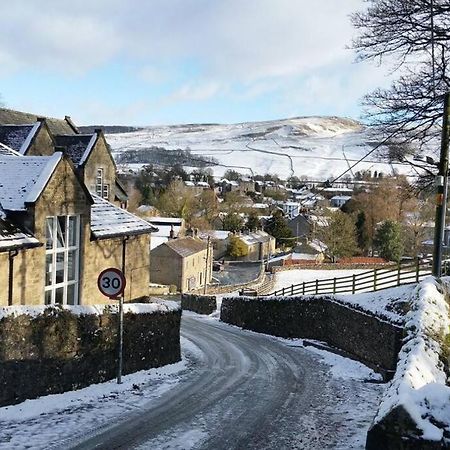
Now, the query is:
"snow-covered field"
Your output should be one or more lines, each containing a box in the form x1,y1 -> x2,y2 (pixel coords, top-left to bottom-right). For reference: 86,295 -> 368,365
107,116 -> 413,179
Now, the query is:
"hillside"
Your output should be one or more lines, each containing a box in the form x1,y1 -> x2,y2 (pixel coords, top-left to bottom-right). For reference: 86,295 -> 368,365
106,116 -> 411,180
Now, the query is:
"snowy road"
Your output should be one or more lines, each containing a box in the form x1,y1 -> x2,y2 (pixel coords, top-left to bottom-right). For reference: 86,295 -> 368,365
63,314 -> 382,450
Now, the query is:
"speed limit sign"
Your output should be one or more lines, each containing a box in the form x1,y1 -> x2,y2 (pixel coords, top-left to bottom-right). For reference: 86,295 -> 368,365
97,268 -> 126,299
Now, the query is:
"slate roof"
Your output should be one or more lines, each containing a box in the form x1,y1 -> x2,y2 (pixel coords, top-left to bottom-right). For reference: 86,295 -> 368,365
0,108 -> 77,135
0,153 -> 62,211
90,194 -> 157,240
54,134 -> 97,167
0,124 -> 40,154
163,237 -> 207,257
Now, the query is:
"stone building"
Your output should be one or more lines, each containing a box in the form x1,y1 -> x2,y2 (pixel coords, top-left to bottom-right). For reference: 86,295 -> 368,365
233,230 -> 276,261
150,237 -> 212,293
0,109 -> 156,306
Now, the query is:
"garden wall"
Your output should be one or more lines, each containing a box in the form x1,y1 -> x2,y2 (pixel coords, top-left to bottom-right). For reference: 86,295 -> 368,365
0,302 -> 181,406
181,294 -> 217,315
220,295 -> 403,376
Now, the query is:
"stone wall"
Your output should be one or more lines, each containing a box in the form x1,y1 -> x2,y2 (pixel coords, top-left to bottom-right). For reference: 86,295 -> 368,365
0,303 -> 181,406
220,295 -> 403,376
181,294 -> 217,315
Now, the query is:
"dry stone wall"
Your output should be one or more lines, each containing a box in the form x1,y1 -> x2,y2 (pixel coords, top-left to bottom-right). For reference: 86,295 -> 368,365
220,295 -> 403,377
0,303 -> 181,406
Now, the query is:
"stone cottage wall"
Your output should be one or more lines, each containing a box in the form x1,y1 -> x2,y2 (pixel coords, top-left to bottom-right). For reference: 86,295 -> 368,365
0,303 -> 181,406
221,295 -> 403,376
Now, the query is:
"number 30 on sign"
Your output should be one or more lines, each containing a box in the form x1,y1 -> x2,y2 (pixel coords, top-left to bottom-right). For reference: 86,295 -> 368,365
97,268 -> 126,299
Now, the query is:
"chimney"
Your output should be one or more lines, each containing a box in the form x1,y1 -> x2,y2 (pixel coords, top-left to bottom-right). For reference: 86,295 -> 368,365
37,117 -> 46,123
186,227 -> 194,237
94,128 -> 103,135
169,225 -> 175,239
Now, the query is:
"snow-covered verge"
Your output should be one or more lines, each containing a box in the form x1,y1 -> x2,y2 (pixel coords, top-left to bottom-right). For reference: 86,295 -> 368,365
367,276 -> 450,449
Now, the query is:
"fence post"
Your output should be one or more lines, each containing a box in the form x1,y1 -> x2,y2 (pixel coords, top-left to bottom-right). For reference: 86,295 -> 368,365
315,279 -> 319,295
291,284 -> 294,295
352,274 -> 356,294
333,277 -> 336,294
282,287 -> 285,296
374,268 -> 378,291
397,262 -> 401,286
302,282 -> 305,295
416,257 -> 420,282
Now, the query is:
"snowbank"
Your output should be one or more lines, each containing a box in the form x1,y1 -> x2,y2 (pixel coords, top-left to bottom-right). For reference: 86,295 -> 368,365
367,277 -> 450,448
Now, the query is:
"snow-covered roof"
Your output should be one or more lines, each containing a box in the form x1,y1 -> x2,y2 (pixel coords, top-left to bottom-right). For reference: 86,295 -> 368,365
330,195 -> 352,202
0,142 -> 21,157
252,203 -> 269,209
184,180 -> 195,186
0,215 -> 41,252
148,217 -> 183,226
0,123 -> 40,155
196,181 -> 210,187
198,230 -> 231,240
54,133 -> 98,167
160,236 -> 207,257
239,230 -> 273,245
90,194 -> 157,239
0,153 -> 62,211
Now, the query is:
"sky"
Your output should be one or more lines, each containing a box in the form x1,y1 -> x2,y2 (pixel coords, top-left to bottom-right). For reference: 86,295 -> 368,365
0,0 -> 391,126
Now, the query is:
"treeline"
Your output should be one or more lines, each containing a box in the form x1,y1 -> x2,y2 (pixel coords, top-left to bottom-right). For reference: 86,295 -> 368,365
116,146 -> 218,168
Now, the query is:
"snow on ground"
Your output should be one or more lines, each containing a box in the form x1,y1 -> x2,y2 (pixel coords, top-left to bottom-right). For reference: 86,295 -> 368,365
0,341 -> 192,450
107,117 -> 414,180
273,268 -> 367,292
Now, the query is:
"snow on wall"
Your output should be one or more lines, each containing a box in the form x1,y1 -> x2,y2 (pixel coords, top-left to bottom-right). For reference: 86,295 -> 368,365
372,276 -> 450,442
0,301 -> 180,320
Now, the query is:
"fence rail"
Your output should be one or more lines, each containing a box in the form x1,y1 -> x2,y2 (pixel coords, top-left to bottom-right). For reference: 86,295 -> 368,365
267,260 -> 432,297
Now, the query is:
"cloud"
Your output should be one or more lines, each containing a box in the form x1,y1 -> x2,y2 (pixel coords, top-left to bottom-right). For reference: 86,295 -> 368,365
0,0 -> 364,80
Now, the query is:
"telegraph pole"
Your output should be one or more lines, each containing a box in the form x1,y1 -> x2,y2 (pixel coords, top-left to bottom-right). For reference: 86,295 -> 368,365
432,92 -> 450,277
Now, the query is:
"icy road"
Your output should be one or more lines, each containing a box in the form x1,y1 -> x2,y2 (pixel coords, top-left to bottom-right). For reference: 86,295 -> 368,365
63,314 -> 383,450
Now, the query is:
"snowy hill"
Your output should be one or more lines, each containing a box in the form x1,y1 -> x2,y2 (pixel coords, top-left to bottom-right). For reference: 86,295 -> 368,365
106,116 -> 411,180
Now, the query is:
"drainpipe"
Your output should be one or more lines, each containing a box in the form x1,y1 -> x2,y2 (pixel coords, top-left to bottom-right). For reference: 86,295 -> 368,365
8,250 -> 18,306
122,236 -> 129,296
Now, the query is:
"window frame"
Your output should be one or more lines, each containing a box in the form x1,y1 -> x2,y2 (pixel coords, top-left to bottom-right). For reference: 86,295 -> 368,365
44,215 -> 80,305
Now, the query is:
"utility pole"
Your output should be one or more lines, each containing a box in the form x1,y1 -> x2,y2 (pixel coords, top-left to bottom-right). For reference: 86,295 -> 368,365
432,92 -> 450,277
203,236 -> 210,294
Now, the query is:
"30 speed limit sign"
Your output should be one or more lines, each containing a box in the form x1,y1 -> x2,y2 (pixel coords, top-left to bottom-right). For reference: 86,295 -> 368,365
97,268 -> 126,299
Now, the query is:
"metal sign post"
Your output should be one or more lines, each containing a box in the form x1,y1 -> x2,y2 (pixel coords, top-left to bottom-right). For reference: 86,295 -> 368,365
97,268 -> 126,384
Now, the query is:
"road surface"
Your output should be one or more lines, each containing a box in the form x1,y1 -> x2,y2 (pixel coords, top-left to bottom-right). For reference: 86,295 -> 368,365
65,314 -> 381,449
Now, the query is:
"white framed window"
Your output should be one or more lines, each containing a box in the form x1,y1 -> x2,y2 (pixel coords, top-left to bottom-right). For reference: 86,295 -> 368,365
45,215 -> 80,305
95,168 -> 104,197
102,183 -> 109,200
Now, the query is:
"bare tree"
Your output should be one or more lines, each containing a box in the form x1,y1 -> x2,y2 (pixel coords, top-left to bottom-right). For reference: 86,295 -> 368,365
352,0 -> 450,154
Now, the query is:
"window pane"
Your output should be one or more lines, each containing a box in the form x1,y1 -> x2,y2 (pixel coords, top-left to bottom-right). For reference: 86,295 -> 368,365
45,290 -> 52,305
56,253 -> 64,284
57,217 -> 66,248
67,250 -> 77,281
67,284 -> 76,305
55,287 -> 64,305
46,218 -> 54,250
68,216 -> 77,247
45,254 -> 53,286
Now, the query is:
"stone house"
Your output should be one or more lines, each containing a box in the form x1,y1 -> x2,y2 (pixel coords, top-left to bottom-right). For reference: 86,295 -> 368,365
198,230 -> 231,259
0,109 -> 157,306
0,108 -> 127,207
233,230 -> 276,261
150,237 -> 212,293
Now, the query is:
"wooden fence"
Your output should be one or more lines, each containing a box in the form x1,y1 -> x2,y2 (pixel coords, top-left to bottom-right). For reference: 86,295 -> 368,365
267,260 -> 432,297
